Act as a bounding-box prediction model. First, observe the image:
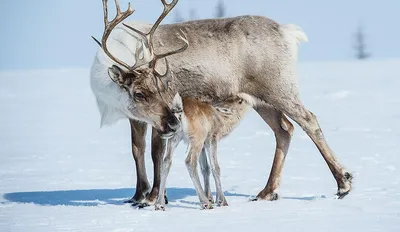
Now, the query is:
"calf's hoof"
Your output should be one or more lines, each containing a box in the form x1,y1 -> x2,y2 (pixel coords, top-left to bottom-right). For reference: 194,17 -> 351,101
201,203 -> 213,210
217,197 -> 228,207
218,201 -> 228,207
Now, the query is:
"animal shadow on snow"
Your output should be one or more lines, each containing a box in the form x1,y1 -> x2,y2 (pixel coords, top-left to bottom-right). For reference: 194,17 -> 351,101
2,188 -> 250,207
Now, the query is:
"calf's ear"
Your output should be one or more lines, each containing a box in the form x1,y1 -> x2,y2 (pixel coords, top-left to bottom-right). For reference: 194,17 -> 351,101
172,92 -> 183,112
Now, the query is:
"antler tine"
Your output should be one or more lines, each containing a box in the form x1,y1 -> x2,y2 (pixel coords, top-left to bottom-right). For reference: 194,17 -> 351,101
134,39 -> 142,62
153,58 -> 170,78
122,23 -> 147,38
148,0 -> 179,42
153,58 -> 171,91
120,0 -> 185,81
150,29 -> 188,86
102,0 -> 109,26
131,39 -> 149,69
100,0 -> 134,70
123,0 -> 179,56
154,58 -> 173,91
122,22 -> 150,54
154,29 -> 188,61
114,0 -> 122,15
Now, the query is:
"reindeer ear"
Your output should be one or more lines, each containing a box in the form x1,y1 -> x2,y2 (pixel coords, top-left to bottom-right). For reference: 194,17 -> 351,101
172,92 -> 183,111
107,65 -> 124,84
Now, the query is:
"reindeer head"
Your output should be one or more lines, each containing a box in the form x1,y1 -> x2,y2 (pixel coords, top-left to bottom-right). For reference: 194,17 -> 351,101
92,0 -> 188,138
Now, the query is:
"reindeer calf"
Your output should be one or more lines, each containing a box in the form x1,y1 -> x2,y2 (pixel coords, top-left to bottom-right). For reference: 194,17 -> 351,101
155,93 -> 253,210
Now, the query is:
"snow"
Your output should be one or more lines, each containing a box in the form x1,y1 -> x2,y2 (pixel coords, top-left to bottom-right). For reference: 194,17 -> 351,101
1,60 -> 400,231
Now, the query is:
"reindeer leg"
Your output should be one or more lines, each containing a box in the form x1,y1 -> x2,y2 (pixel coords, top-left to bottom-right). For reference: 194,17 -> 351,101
125,120 -> 150,204
185,142 -> 213,209
253,105 -> 293,201
205,139 -> 228,206
275,98 -> 352,199
199,146 -> 213,203
136,128 -> 166,208
155,138 -> 176,211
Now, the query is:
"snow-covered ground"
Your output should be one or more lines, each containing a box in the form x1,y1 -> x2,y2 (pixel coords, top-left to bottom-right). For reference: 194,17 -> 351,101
1,60 -> 399,231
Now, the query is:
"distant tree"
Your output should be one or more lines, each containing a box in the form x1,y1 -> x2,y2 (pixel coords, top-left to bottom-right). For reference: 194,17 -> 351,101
189,8 -> 198,21
174,10 -> 185,23
354,25 -> 371,60
215,0 -> 226,18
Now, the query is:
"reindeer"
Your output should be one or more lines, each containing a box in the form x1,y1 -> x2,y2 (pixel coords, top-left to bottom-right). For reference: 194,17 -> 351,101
154,93 -> 252,210
90,0 -> 353,207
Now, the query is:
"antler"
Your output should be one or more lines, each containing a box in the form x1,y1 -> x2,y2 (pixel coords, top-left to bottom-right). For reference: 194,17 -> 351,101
122,0 -> 189,75
151,30 -> 188,78
92,0 -> 147,71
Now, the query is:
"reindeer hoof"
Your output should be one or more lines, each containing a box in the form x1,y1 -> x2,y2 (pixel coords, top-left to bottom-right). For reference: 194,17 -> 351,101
134,202 -> 150,209
251,192 -> 279,201
124,190 -> 150,204
336,191 -> 350,199
131,201 -> 141,207
125,197 -> 144,204
336,172 -> 353,199
155,204 -> 166,211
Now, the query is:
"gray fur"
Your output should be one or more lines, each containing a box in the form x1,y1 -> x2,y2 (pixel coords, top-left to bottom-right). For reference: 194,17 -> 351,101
91,14 -> 352,206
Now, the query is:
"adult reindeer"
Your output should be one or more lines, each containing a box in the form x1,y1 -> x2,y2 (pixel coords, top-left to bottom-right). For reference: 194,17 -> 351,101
90,0 -> 353,207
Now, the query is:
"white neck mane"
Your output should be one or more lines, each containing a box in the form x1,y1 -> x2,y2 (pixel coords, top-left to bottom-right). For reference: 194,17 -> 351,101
89,22 -> 152,127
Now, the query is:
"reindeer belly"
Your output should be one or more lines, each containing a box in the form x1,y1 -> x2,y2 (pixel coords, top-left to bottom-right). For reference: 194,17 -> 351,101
174,66 -> 241,103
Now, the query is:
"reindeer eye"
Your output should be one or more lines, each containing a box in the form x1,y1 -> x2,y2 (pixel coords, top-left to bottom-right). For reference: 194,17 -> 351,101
134,92 -> 146,100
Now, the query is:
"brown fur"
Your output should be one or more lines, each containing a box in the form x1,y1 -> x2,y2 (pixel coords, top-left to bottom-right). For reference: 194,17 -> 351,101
155,95 -> 250,209
91,0 -> 352,206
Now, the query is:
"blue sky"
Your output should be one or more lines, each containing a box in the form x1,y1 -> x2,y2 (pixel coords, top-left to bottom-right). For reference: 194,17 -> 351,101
1,0 -> 399,70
